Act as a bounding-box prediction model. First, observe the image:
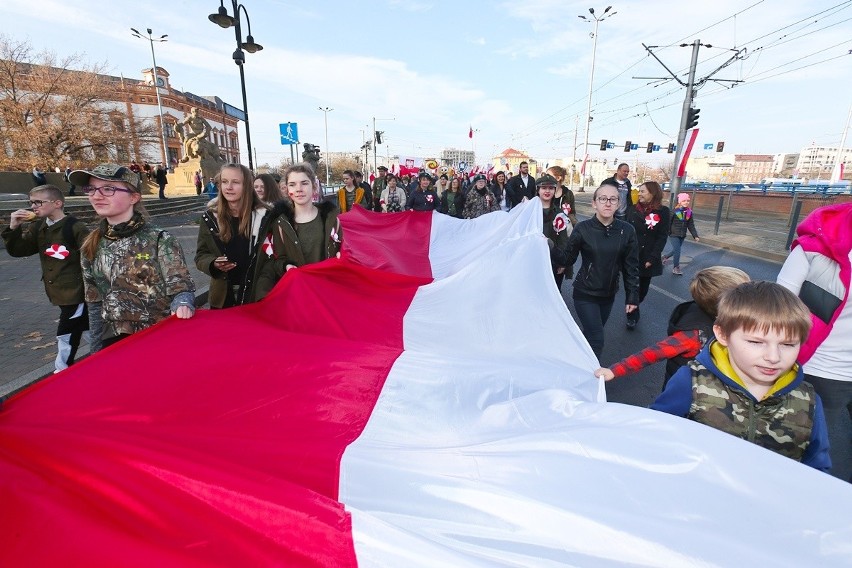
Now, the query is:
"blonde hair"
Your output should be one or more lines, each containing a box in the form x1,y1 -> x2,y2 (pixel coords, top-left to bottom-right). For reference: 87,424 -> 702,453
715,281 -> 812,342
217,163 -> 263,243
690,266 -> 751,317
30,184 -> 65,203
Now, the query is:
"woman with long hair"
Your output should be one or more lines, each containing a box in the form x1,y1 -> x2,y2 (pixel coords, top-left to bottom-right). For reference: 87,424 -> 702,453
489,171 -> 512,212
537,174 -> 572,288
547,165 -> 577,227
256,163 -> 342,296
624,181 -> 670,330
196,163 -> 286,308
254,173 -> 286,205
74,164 -> 195,350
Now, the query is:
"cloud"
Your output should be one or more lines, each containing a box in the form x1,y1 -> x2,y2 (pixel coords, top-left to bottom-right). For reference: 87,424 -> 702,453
387,0 -> 433,13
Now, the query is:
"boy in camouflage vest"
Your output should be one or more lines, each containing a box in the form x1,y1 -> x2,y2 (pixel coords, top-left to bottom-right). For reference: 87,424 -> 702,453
651,281 -> 831,471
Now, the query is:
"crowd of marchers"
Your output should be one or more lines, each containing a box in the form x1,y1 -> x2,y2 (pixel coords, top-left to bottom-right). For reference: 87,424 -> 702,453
3,158 -> 849,484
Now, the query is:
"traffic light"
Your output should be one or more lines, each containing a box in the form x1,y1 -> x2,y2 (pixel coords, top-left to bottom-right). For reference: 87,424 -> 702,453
624,140 -> 632,152
599,139 -> 608,151
716,141 -> 725,152
646,142 -> 654,153
667,143 -> 675,154
375,131 -> 384,144
686,107 -> 700,130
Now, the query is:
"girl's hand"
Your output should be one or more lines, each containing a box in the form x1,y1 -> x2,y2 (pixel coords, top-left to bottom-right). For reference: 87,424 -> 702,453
594,368 -> 615,381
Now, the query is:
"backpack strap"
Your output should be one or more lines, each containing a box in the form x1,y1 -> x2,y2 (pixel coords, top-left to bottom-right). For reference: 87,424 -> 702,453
61,216 -> 80,250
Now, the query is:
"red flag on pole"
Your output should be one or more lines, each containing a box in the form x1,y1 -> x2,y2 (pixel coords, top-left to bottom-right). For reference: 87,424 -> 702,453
677,129 -> 700,177
469,126 -> 473,139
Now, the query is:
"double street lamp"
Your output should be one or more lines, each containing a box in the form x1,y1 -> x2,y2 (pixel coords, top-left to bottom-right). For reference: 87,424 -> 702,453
208,0 -> 263,171
578,5 -> 616,191
130,28 -> 170,167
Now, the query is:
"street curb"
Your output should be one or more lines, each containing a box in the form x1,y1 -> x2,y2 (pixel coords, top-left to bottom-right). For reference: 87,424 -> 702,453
0,285 -> 209,400
695,236 -> 789,263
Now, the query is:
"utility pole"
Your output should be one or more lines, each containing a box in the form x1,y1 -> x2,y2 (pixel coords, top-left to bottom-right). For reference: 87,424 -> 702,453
831,103 -> 851,182
636,40 -> 743,196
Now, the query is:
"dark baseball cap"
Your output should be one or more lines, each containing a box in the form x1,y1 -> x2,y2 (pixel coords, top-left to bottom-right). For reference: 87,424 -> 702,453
377,165 -> 388,171
69,164 -> 141,192
536,174 -> 558,187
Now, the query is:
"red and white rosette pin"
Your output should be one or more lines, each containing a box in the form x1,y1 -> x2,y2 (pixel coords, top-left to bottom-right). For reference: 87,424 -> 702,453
553,214 -> 567,233
561,202 -> 572,215
44,244 -> 70,260
262,233 -> 274,257
645,212 -> 660,229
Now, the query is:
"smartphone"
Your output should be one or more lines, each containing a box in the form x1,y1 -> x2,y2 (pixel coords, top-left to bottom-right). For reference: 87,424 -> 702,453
215,256 -> 230,264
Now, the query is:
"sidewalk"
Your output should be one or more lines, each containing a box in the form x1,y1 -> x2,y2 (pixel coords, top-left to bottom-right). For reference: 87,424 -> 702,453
0,211 -> 207,397
1,199 -> 792,396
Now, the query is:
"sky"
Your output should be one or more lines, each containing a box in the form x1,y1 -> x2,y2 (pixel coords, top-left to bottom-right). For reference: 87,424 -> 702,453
2,0 -> 851,169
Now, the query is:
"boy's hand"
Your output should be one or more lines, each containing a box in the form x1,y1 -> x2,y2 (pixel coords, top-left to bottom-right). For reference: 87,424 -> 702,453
9,209 -> 37,230
594,368 -> 615,381
172,305 -> 194,319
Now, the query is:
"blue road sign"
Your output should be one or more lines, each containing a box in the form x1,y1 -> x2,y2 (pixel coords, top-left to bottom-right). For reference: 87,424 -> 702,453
630,143 -> 639,150
280,122 -> 299,145
703,143 -> 713,150
606,142 -> 615,149
652,145 -> 660,152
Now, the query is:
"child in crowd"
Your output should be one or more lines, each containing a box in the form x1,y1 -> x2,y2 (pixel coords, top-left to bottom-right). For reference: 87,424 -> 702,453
72,164 -> 196,349
663,192 -> 699,275
650,281 -> 831,471
2,185 -> 90,372
595,266 -> 750,385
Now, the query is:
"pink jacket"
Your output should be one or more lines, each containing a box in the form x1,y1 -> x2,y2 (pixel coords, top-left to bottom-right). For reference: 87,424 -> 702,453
791,203 -> 852,363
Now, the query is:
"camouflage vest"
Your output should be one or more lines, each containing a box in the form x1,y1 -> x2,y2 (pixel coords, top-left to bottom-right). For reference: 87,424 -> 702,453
687,361 -> 815,462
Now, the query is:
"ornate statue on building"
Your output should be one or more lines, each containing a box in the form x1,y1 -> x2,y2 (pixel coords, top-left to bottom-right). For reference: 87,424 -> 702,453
174,107 -> 224,164
302,143 -> 321,172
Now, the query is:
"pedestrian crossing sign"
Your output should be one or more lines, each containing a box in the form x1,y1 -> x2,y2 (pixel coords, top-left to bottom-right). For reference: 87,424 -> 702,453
280,122 -> 299,145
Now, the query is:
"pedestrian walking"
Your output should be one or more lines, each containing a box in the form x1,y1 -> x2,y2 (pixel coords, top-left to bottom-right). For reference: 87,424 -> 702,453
565,183 -> 640,359
536,174 -> 572,288
777,202 -> 852,483
624,182 -> 670,330
663,192 -> 699,275
2,184 -> 90,372
71,164 -> 195,350
155,163 -> 168,200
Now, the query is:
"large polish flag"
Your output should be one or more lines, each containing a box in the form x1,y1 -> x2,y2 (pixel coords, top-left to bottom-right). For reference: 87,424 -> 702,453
1,201 -> 850,566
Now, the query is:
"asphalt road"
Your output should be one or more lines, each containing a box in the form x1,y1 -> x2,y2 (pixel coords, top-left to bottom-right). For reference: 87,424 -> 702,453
566,236 -> 785,408
1,210 -> 785,407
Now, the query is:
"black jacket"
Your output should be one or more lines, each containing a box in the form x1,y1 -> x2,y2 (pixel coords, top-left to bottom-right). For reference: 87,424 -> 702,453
566,216 -> 640,304
507,174 -> 535,206
407,189 -> 440,211
625,205 -> 670,277
665,300 -> 714,381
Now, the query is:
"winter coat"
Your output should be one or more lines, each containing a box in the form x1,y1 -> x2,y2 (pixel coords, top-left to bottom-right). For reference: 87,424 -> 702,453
255,201 -> 342,299
543,205 -> 572,275
195,205 -> 283,308
669,206 -> 698,239
566,216 -> 640,304
626,204 -> 670,277
2,216 -> 89,305
463,188 -> 500,219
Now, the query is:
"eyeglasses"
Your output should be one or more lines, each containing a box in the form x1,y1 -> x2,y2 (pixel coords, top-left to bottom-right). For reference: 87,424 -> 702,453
28,199 -> 56,207
596,196 -> 619,205
82,185 -> 134,197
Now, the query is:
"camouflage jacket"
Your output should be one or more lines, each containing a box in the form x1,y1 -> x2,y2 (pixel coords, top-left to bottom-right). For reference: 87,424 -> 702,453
651,341 -> 831,471
462,189 -> 500,219
82,222 -> 195,339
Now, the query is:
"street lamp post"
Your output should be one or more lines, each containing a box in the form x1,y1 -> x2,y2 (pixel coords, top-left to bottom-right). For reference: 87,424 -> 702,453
578,6 -> 616,191
208,0 -> 263,172
318,106 -> 333,187
130,28 -> 170,166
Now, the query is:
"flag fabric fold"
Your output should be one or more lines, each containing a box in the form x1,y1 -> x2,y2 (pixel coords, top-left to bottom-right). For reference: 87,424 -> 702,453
1,201 -> 850,567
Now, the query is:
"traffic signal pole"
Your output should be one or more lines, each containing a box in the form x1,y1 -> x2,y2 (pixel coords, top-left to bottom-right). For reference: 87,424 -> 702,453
670,40 -> 701,197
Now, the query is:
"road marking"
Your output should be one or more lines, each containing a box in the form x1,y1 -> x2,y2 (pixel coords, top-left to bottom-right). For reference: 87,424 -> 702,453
650,283 -> 688,304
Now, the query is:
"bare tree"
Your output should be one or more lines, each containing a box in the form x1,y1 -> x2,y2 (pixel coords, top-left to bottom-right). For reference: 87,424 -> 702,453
0,35 -> 159,171
329,156 -> 361,183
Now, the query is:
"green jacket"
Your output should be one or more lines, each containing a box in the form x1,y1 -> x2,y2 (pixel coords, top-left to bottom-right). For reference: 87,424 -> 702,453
255,201 -> 342,299
2,216 -> 89,306
196,205 -> 288,308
